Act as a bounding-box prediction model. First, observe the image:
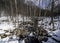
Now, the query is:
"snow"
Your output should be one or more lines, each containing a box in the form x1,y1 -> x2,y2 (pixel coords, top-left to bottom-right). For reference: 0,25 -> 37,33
5,32 -> 10,35
0,36 -> 25,43
45,29 -> 60,43
52,30 -> 60,41
20,40 -> 25,43
0,12 -> 60,43
42,38 -> 57,43
1,37 -> 9,41
9,40 -> 18,43
0,15 -> 26,43
0,35 -> 18,43
38,17 -> 59,29
12,35 -> 17,39
0,22 -> 15,30
0,16 -> 8,21
28,32 -> 34,36
0,15 -> 16,31
0,30 -> 5,34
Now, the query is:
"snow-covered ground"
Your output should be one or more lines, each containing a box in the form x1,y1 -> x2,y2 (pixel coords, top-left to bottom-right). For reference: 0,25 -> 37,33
0,12 -> 60,43
38,17 -> 59,30
0,36 -> 18,43
52,29 -> 60,41
0,29 -> 60,43
42,38 -> 58,43
0,30 -> 5,34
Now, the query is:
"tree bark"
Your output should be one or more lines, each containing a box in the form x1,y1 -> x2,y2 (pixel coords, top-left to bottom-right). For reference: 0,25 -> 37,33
51,0 -> 54,30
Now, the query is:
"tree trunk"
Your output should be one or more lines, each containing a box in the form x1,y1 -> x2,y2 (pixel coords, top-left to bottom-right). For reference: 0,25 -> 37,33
33,17 -> 38,31
51,0 -> 54,30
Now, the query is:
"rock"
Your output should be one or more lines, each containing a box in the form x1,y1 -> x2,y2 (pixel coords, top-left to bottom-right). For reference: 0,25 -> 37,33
25,36 -> 39,43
